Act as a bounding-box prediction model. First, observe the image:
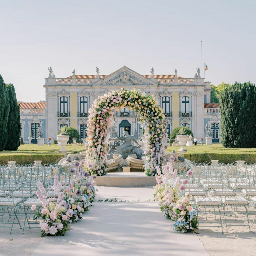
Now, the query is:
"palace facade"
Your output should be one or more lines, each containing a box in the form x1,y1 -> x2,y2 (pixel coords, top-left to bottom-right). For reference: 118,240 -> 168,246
19,66 -> 221,144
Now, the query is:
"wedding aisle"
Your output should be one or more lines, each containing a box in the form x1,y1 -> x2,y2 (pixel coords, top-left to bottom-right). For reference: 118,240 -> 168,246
32,187 -> 208,256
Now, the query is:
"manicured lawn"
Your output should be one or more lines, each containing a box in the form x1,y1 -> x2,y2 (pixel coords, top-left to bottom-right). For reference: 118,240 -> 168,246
0,144 -> 85,155
167,143 -> 256,164
167,143 -> 256,154
0,144 -> 85,165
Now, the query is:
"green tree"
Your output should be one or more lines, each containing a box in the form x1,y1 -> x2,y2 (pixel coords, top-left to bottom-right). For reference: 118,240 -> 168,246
58,126 -> 82,144
0,75 -> 10,151
210,85 -> 219,103
211,83 -> 231,103
4,84 -> 21,150
220,82 -> 256,148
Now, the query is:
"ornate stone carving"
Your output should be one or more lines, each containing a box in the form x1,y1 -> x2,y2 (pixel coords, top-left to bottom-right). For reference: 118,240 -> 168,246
159,89 -> 172,97
58,89 -> 70,97
58,118 -> 69,125
78,118 -> 88,125
179,89 -> 192,97
78,89 -> 90,97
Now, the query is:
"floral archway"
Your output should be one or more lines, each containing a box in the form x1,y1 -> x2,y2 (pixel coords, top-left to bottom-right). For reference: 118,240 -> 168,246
85,89 -> 167,176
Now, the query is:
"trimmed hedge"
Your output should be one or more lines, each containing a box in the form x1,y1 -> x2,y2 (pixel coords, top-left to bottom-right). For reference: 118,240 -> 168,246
184,153 -> 256,164
0,154 -> 63,165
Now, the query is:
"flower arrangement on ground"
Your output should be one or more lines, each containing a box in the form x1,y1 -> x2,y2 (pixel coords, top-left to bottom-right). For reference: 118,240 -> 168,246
33,161 -> 96,236
85,88 -> 167,176
154,158 -> 198,233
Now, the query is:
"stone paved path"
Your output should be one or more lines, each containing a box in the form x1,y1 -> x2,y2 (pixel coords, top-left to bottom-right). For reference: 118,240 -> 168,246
32,187 -> 208,256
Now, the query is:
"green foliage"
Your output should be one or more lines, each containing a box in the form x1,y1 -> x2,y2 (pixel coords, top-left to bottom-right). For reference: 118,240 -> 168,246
4,84 -> 21,150
0,154 -> 63,165
220,82 -> 256,148
184,153 -> 256,164
170,127 -> 193,141
0,75 -> 10,151
210,85 -> 219,103
58,127 -> 82,144
210,83 -> 230,103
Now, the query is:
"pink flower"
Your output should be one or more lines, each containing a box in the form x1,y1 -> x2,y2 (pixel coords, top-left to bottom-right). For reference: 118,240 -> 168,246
178,204 -> 185,211
180,211 -> 186,216
57,223 -> 63,230
49,226 -> 57,235
66,209 -> 73,217
62,215 -> 68,221
182,198 -> 188,204
182,179 -> 188,185
31,205 -> 36,211
187,169 -> 193,177
186,206 -> 193,211
50,212 -> 57,221
41,208 -> 49,215
40,222 -> 48,231
179,184 -> 186,191
169,156 -> 175,162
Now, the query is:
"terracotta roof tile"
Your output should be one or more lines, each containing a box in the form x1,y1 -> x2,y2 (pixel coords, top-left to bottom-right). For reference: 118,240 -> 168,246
19,102 -> 46,109
204,103 -> 220,108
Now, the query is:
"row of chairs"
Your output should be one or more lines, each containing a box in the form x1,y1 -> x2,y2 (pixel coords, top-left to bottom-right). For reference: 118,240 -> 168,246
0,165 -> 73,233
183,163 -> 256,233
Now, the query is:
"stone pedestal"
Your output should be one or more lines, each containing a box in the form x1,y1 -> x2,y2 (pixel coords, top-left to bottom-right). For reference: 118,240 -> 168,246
123,167 -> 131,172
82,138 -> 86,146
236,160 -> 245,166
211,160 -> 219,167
34,160 -> 42,167
37,138 -> 44,146
8,161 -> 16,168
28,137 -> 32,144
186,140 -> 193,147
205,137 -> 212,145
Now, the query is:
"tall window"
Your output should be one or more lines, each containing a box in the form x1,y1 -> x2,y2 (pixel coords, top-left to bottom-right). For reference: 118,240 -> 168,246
80,96 -> 88,117
162,96 -> 171,116
181,96 -> 190,117
60,96 -> 68,116
80,124 -> 87,139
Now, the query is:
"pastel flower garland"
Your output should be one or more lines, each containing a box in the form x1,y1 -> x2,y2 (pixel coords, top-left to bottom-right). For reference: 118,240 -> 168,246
85,88 -> 167,176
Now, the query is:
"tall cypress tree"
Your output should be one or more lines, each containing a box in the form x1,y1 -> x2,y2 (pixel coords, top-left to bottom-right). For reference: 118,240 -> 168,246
4,84 -> 21,150
0,75 -> 10,151
220,82 -> 256,148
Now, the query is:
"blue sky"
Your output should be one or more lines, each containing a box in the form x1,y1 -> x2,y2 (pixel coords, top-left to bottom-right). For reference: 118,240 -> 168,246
0,0 -> 255,102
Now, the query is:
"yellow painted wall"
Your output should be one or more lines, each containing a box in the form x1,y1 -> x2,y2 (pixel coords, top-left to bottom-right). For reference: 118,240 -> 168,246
70,92 -> 77,128
172,92 -> 179,129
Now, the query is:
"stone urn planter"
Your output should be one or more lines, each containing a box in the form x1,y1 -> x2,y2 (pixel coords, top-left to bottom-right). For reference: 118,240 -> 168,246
211,160 -> 219,167
34,160 -> 42,167
57,134 -> 69,156
37,138 -> 44,146
176,135 -> 189,146
8,161 -> 16,168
